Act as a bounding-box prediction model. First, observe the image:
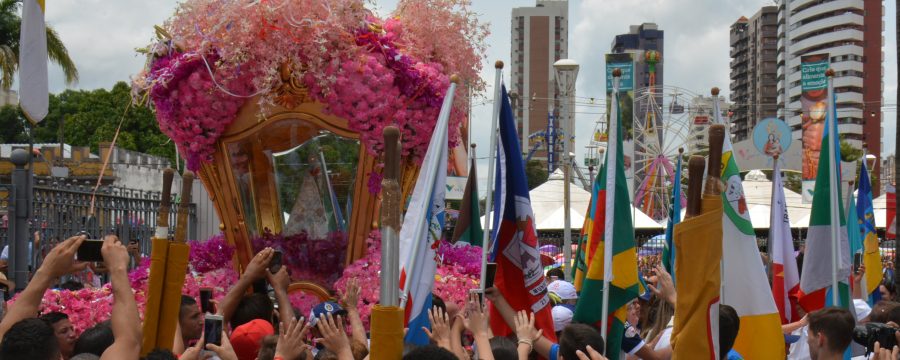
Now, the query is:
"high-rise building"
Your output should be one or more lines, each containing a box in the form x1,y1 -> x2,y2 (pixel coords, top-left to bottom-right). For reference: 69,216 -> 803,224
729,6 -> 779,142
611,23 -> 664,90
510,0 -> 569,163
777,0 -> 883,195
687,95 -> 732,154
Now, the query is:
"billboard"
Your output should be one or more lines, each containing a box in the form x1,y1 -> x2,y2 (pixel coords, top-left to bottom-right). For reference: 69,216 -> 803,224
800,54 -> 829,203
605,53 -> 635,196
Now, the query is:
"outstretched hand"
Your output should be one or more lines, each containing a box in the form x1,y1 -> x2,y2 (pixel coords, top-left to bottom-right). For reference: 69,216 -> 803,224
316,313 -> 351,354
645,264 -> 676,305
464,292 -> 488,336
276,317 -> 311,360
575,345 -> 608,360
514,310 -> 543,343
424,306 -> 452,347
244,248 -> 274,282
38,234 -> 88,279
341,278 -> 361,311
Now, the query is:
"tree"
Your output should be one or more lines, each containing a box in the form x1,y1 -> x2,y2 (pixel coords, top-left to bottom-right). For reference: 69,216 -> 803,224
0,104 -> 26,142
839,139 -> 863,162
29,81 -> 176,164
0,0 -> 78,89
525,160 -> 548,190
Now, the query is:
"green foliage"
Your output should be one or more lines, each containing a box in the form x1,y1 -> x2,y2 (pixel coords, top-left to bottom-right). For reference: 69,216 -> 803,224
840,139 -> 863,162
27,81 -> 176,164
525,160 -> 548,190
0,104 -> 26,143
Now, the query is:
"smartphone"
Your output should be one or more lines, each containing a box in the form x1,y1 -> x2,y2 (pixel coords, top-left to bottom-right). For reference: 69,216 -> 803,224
76,239 -> 104,262
484,263 -> 497,289
204,314 -> 223,346
854,252 -> 863,273
200,288 -> 214,314
269,250 -> 283,274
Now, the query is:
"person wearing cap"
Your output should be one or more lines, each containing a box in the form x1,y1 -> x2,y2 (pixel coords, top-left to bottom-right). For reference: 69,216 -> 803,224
547,280 -> 577,336
230,319 -> 275,360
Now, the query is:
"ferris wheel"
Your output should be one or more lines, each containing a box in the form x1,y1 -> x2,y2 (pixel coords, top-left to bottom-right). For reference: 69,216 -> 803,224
630,84 -> 704,222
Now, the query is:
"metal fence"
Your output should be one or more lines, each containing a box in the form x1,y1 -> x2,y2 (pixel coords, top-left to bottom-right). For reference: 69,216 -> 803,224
1,178 -> 196,259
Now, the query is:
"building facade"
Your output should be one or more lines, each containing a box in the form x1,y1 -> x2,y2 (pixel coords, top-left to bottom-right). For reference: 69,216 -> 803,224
687,95 -> 732,154
730,6 -> 779,142
0,89 -> 17,107
510,0 -> 569,162
611,23 -> 664,90
777,0 -> 883,195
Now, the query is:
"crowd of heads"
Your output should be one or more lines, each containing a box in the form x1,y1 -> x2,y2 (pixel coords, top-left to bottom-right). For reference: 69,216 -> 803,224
4,234 -> 900,360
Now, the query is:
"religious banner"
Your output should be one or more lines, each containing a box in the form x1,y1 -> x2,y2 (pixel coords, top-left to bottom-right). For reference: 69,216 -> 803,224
605,53 -> 635,196
800,53 -> 830,203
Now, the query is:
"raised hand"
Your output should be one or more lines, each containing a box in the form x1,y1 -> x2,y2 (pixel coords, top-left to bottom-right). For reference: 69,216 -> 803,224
316,313 -> 351,356
244,248 -> 274,281
514,310 -> 543,343
341,278 -> 361,311
205,329 -> 239,360
423,306 -> 452,348
464,292 -> 488,336
575,345 -> 608,360
276,317 -> 311,360
38,234 -> 88,279
101,235 -> 130,273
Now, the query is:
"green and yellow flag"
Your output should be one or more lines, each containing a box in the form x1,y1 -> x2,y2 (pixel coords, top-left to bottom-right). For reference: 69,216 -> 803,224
572,79 -> 640,360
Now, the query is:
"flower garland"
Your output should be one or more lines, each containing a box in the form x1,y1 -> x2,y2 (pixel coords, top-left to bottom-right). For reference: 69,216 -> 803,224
133,0 -> 486,171
333,231 -> 481,327
250,228 -> 347,287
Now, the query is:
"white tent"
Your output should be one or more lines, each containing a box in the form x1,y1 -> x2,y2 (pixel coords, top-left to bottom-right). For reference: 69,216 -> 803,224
792,189 -> 889,229
481,169 -> 663,230
742,170 -> 810,228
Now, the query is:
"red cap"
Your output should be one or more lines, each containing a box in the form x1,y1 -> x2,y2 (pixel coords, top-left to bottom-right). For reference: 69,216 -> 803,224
229,319 -> 275,360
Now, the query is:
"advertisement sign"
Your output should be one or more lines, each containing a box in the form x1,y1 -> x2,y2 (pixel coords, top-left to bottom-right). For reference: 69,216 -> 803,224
445,176 -> 467,201
800,54 -> 829,197
606,53 -> 635,196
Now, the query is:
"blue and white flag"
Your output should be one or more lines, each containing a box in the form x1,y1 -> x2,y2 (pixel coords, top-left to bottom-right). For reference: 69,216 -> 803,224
398,82 -> 456,345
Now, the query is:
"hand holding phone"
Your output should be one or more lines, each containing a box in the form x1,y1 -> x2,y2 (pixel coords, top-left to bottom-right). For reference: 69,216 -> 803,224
484,263 -> 497,289
269,250 -> 283,274
204,314 -> 223,346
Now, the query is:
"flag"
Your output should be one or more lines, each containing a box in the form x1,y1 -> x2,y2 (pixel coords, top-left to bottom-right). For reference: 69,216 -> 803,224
771,160 -> 801,324
19,0 -> 49,123
662,155 -> 683,282
488,84 -> 556,342
887,185 -> 896,240
572,79 -> 639,360
572,163 -> 602,291
398,83 -> 455,345
714,100 -> 785,359
856,160 -> 882,304
799,90 -> 851,313
671,196 -> 721,360
451,157 -> 483,246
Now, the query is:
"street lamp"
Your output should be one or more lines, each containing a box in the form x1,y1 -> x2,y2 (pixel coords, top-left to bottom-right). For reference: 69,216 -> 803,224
554,59 -> 579,271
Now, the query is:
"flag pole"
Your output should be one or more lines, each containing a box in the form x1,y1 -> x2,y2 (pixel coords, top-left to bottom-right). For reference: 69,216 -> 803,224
481,61 -> 504,291
826,68 -> 840,306
711,87 -> 727,302
600,69 -> 622,343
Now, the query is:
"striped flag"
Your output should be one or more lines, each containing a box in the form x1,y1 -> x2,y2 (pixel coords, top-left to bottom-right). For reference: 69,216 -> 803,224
19,0 -> 49,122
572,160 -> 602,291
713,100 -> 785,359
771,159 -> 801,324
488,84 -> 556,341
572,78 -> 639,360
799,90 -> 851,313
398,82 -> 456,345
856,160 -> 882,304
451,156 -> 483,246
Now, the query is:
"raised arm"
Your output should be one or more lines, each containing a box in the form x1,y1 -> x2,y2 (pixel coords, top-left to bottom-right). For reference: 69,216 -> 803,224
340,278 -> 368,348
0,235 -> 87,339
266,266 -> 294,326
218,248 -> 273,325
464,293 -> 494,360
100,235 -> 142,360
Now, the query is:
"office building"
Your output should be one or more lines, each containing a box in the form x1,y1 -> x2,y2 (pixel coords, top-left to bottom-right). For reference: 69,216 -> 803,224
510,0 -> 569,163
777,0 -> 883,194
687,95 -> 731,154
729,6 -> 779,142
611,23 -> 664,90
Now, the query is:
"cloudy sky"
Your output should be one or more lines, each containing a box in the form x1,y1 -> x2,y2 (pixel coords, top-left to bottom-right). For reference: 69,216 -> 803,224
39,0 -> 897,188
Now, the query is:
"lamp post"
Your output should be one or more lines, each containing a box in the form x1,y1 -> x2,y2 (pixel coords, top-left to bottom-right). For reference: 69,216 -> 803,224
554,59 -> 579,271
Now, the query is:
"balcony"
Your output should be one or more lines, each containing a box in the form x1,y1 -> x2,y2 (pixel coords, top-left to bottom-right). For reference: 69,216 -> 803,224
791,28 -> 864,55
791,12 -> 864,41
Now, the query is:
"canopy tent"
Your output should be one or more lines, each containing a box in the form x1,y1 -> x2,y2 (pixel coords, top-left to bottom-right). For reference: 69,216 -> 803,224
481,169 -> 664,231
792,189 -> 890,229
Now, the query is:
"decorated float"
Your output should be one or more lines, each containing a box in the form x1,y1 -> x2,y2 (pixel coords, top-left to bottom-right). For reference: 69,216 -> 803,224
21,0 -> 489,336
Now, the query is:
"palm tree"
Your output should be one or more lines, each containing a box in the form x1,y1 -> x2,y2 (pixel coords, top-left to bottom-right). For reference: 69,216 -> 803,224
0,0 -> 78,89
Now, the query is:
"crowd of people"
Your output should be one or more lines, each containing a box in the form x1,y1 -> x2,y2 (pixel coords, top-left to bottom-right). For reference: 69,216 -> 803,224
1,234 -> 900,360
